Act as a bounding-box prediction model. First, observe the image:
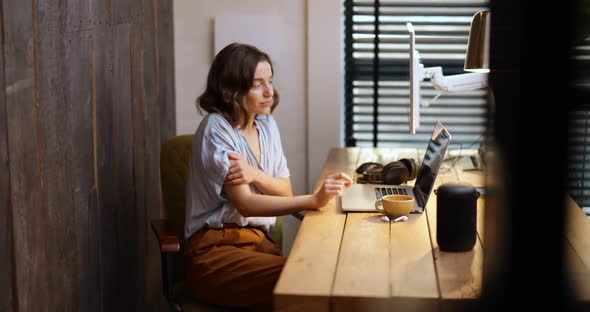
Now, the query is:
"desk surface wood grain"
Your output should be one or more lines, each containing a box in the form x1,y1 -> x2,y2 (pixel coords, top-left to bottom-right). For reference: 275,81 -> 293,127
274,147 -> 589,311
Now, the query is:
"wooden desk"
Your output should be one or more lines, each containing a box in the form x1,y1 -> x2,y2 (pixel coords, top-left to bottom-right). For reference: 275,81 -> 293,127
273,147 -> 590,311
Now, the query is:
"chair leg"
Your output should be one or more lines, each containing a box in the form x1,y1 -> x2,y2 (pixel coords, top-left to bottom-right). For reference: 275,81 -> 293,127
161,253 -> 183,312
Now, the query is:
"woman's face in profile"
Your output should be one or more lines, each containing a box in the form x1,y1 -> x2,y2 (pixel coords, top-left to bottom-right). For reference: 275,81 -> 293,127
245,61 -> 274,116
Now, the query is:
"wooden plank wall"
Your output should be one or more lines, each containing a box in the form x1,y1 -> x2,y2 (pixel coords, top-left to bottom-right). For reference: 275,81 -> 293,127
0,7 -> 12,311
0,0 -> 176,311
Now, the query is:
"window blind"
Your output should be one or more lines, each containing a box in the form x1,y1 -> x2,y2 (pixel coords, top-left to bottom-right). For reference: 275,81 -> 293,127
344,0 -> 490,148
568,37 -> 590,217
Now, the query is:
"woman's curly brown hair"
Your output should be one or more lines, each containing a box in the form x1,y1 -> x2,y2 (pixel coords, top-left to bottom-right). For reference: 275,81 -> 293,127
196,42 -> 280,129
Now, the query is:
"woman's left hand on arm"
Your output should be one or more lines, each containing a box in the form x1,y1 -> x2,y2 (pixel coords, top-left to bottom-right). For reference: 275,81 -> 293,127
225,153 -> 261,185
225,153 -> 293,197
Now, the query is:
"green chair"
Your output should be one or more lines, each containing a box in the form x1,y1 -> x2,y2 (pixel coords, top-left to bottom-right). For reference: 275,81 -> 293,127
151,134 -> 283,312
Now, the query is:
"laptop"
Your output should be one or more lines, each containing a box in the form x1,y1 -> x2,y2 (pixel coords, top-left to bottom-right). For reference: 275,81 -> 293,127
340,121 -> 451,213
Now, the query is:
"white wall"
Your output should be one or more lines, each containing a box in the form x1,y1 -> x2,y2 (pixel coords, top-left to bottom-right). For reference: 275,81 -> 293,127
174,0 -> 343,255
307,0 -> 344,190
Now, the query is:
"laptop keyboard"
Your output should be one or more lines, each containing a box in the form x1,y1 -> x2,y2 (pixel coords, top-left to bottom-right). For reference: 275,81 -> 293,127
375,187 -> 409,199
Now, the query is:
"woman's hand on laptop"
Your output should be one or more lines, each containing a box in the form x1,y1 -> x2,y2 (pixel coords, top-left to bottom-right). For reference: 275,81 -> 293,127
312,172 -> 353,208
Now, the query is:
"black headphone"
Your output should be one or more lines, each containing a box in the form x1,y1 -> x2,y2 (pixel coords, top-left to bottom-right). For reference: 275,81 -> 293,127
382,158 -> 417,185
356,158 -> 417,185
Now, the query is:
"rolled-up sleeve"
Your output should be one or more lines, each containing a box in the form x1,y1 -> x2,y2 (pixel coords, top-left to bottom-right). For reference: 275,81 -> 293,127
276,152 -> 289,179
195,116 -> 240,203
268,118 -> 290,179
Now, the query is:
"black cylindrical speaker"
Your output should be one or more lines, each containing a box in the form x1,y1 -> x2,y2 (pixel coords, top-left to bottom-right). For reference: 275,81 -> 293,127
435,182 -> 480,252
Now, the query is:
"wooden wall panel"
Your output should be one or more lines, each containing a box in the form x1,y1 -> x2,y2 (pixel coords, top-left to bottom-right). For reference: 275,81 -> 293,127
66,29 -> 94,312
35,1 -> 74,311
3,0 -> 48,311
129,17 -> 148,312
110,22 -> 136,311
129,2 -> 147,309
93,0 -> 111,26
113,0 -> 134,25
94,23 -> 137,312
55,30 -> 97,311
0,6 -> 13,311
66,0 -> 93,32
157,0 -> 176,141
139,1 -> 166,310
2,0 -> 175,310
140,0 -> 159,222
93,24 -> 118,312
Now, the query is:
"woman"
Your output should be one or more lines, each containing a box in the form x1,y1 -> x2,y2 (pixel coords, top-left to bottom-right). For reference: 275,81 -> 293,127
184,42 -> 352,311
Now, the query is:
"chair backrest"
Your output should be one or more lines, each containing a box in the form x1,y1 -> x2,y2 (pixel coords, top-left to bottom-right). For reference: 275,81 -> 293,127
160,134 -> 194,243
160,134 -> 195,283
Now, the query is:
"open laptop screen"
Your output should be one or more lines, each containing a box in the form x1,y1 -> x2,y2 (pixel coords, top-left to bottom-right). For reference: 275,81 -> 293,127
413,121 -> 451,207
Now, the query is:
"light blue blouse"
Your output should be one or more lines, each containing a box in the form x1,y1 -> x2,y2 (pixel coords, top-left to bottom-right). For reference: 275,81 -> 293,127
184,113 -> 290,239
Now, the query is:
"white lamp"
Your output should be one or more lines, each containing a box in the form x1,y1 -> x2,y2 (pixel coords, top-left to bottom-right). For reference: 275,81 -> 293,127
407,10 -> 491,134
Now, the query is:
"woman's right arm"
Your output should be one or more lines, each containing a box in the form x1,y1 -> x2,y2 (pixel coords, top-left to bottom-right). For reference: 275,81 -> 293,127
224,172 -> 352,217
224,153 -> 293,196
